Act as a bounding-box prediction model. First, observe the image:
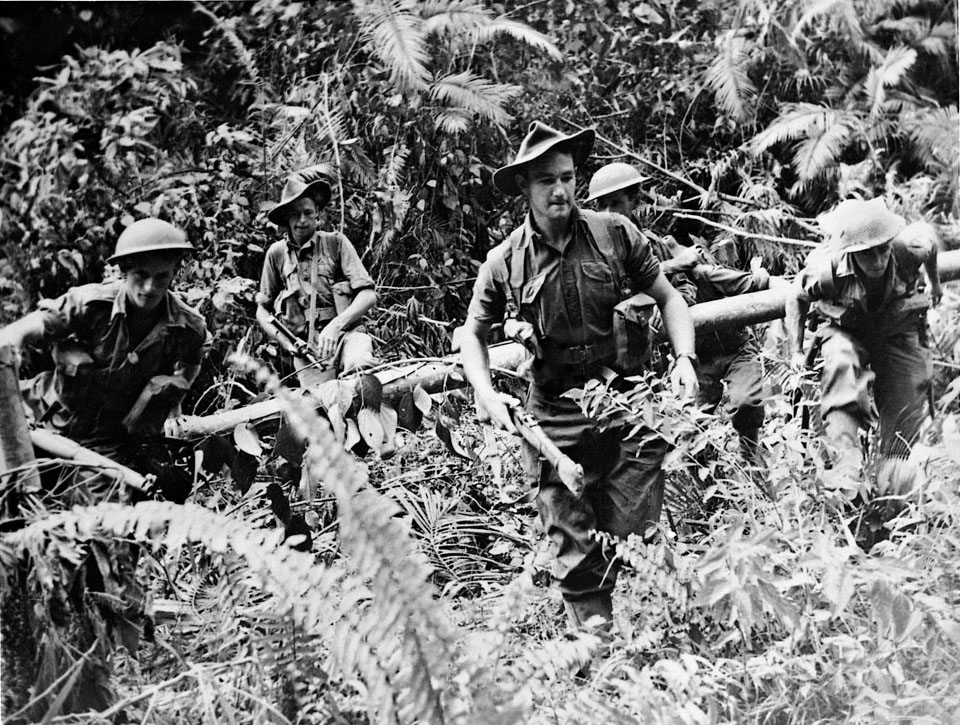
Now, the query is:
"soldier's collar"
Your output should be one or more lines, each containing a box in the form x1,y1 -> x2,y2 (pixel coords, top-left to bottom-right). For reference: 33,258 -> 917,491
521,207 -> 582,251
286,233 -> 318,259
835,252 -> 856,277
112,286 -> 188,328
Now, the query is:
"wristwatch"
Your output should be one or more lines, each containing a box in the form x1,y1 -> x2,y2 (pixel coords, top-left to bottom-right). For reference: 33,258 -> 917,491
675,352 -> 699,365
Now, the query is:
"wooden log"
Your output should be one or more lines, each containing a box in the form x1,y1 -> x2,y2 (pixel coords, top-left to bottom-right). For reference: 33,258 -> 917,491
0,344 -> 41,494
163,249 -> 960,440
163,342 -> 528,439
29,428 -> 148,492
692,248 -> 960,334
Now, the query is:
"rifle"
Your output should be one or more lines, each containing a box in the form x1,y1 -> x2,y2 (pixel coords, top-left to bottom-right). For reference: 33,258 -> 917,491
508,405 -> 585,497
266,313 -> 330,370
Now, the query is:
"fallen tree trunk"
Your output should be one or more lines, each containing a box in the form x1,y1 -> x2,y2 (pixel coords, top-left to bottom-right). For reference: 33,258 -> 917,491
164,343 -> 528,440
29,428 -> 149,493
165,249 -> 960,440
0,345 -> 41,494
693,248 -> 960,334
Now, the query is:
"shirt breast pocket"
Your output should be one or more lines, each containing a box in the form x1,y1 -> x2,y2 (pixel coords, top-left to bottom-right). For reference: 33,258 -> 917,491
581,261 -> 618,318
519,271 -> 554,336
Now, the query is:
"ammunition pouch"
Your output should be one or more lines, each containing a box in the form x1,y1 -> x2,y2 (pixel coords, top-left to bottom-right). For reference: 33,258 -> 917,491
51,341 -> 97,425
611,292 -> 656,376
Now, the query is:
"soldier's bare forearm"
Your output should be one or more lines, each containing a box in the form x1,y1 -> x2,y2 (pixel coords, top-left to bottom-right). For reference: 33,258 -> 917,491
0,311 -> 53,349
459,319 -> 494,395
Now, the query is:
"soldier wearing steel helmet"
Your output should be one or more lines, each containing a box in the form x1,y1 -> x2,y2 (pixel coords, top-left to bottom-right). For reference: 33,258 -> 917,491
787,198 -> 942,507
586,163 -> 700,302
588,162 -> 785,464
460,123 -> 698,633
0,218 -> 209,442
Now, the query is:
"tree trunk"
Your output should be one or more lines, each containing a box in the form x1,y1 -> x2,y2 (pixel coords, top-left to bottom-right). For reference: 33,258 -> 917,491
165,249 -> 960,440
0,344 -> 40,714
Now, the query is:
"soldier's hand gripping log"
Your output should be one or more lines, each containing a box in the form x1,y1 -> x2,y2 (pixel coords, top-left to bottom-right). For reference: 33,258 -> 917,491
507,405 -> 585,497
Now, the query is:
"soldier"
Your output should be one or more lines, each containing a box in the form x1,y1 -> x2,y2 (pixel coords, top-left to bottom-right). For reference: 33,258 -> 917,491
0,218 -> 209,443
588,162 -> 776,463
459,122 -> 699,631
787,197 -> 942,505
257,173 -> 378,385
585,163 -> 699,284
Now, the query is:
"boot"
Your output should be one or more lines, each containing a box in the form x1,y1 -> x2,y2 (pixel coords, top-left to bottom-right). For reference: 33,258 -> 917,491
563,593 -> 613,681
563,593 -> 613,632
823,412 -> 863,494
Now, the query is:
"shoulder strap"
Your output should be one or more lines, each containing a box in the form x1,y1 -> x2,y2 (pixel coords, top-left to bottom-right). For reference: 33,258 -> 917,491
582,210 -> 627,298
816,254 -> 837,298
506,226 -> 525,317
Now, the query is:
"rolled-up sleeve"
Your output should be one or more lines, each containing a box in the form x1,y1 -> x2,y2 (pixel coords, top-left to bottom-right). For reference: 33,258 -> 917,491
338,235 -> 376,291
257,241 -> 285,306
35,287 -> 86,339
466,250 -> 508,326
795,246 -> 831,303
617,221 -> 661,291
691,265 -> 770,297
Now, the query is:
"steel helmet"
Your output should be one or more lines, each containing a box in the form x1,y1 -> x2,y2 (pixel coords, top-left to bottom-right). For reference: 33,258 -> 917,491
817,198 -> 905,254
108,218 -> 194,264
586,163 -> 648,202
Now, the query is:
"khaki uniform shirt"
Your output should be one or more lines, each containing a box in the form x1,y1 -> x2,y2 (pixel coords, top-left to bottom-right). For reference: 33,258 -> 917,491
21,281 -> 209,437
796,232 -> 933,337
467,207 -> 659,388
258,232 -> 375,339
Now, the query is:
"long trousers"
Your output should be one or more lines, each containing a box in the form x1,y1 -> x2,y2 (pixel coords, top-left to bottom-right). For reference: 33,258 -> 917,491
819,325 -> 931,459
524,382 -> 668,603
697,336 -> 765,438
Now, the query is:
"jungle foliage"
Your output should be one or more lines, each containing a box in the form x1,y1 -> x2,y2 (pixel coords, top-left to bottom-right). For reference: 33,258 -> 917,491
0,0 -> 959,723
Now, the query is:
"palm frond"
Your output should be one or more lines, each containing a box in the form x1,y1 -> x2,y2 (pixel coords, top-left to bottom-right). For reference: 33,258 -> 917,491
420,0 -> 491,36
475,17 -> 563,60
430,71 -> 520,126
903,105 -> 960,171
352,0 -> 431,93
874,16 -> 928,43
792,120 -> 852,186
435,110 -> 473,134
705,31 -> 757,124
864,46 -> 917,119
750,103 -> 838,155
790,0 -> 852,44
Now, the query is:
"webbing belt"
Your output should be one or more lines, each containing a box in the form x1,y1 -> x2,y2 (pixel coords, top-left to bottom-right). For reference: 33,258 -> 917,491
545,338 -> 616,365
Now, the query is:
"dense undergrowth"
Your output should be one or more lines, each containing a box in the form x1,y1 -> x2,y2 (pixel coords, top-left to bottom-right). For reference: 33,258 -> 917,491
2,310 -> 960,723
1,0 -> 958,723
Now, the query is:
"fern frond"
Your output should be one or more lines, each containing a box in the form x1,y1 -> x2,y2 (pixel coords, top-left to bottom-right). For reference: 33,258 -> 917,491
431,71 -> 520,125
260,103 -> 312,124
705,31 -> 757,124
1,490 -> 450,724
475,17 -> 563,60
792,119 -> 851,184
296,162 -> 337,185
352,0 -> 431,93
383,144 -> 410,188
750,103 -> 837,155
241,358 -> 462,722
195,8 -> 262,87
